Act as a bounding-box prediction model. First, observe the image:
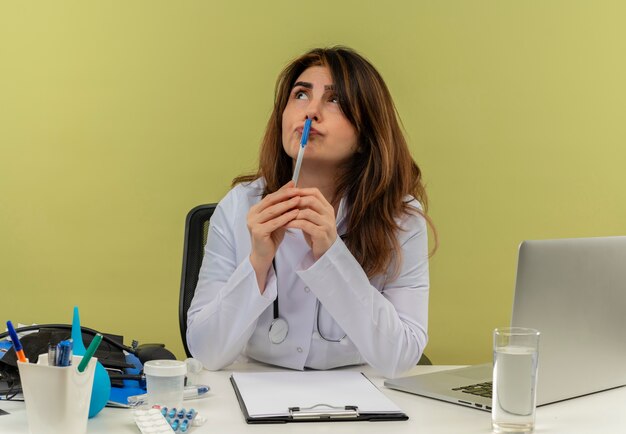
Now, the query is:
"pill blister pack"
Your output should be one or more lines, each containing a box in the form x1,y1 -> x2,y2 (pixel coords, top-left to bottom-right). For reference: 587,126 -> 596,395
134,408 -> 175,434
134,406 -> 204,433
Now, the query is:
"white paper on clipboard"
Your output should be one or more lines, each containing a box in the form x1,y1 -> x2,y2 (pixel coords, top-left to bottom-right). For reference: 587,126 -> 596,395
231,370 -> 403,418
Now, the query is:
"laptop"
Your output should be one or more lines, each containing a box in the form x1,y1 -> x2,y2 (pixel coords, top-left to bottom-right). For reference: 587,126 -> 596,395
385,236 -> 626,411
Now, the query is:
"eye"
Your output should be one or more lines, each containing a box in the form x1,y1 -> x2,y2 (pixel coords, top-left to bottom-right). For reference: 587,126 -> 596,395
294,90 -> 308,100
329,94 -> 339,104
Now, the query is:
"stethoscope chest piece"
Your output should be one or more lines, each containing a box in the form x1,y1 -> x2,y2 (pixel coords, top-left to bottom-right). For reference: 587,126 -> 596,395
268,317 -> 289,344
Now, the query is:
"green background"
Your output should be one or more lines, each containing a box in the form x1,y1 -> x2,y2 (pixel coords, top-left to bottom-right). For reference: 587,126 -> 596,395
1,1 -> 625,365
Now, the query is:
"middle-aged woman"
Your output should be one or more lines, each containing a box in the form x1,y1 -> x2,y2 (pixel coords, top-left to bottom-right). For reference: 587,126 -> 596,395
187,46 -> 435,378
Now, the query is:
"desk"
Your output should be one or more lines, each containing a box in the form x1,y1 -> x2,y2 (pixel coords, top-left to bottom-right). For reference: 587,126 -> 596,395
1,363 -> 624,433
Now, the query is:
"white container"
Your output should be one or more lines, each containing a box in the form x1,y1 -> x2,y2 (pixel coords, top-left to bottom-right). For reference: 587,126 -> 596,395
18,354 -> 97,434
144,360 -> 187,409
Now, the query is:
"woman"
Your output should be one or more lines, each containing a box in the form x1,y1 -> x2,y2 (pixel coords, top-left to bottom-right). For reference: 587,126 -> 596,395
187,46 -> 435,378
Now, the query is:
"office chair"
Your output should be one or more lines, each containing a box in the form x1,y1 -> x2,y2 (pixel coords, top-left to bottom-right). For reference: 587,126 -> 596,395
179,203 -> 217,358
178,202 -> 432,365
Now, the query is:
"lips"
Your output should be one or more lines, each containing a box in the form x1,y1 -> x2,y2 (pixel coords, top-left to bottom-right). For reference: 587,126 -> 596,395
296,126 -> 322,136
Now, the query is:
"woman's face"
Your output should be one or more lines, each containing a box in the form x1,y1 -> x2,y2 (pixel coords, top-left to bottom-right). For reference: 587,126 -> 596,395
282,66 -> 358,168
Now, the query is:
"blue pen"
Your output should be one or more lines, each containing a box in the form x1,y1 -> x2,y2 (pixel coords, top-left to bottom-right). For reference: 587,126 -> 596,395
292,118 -> 312,186
183,385 -> 209,399
128,385 -> 210,407
55,339 -> 73,367
6,321 -> 27,363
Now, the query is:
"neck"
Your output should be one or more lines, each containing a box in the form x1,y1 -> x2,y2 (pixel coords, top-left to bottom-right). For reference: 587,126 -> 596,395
295,163 -> 338,206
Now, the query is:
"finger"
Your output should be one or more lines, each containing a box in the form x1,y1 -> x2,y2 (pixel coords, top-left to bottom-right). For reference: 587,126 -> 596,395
256,195 -> 300,225
249,188 -> 298,223
296,194 -> 333,217
292,207 -> 328,227
256,183 -> 299,213
256,208 -> 300,235
248,196 -> 295,230
292,187 -> 329,202
285,218 -> 321,237
294,188 -> 334,214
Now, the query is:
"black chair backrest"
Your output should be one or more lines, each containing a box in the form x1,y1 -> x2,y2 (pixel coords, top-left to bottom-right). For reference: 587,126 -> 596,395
179,203 -> 217,358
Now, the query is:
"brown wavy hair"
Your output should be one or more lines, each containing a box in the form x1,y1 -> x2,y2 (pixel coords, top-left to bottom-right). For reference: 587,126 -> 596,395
233,46 -> 436,278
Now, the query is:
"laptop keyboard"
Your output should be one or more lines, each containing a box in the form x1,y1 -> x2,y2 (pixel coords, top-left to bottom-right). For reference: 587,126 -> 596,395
452,381 -> 493,399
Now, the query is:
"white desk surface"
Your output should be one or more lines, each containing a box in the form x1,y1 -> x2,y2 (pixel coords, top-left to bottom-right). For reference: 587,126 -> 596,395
1,363 -> 624,433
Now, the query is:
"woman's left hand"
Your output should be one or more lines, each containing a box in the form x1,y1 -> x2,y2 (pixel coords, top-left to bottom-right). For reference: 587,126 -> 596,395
285,188 -> 337,260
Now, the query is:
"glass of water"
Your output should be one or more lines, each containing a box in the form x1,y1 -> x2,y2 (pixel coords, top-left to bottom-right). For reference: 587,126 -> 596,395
492,327 -> 540,433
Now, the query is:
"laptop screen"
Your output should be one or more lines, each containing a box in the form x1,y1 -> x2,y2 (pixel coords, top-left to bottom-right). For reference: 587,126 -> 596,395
511,236 -> 626,404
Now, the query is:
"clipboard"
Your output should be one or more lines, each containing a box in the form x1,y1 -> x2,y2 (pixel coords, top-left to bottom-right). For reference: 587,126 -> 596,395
230,371 -> 408,423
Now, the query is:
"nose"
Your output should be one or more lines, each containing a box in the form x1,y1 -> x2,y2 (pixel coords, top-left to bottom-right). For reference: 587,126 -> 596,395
305,99 -> 321,123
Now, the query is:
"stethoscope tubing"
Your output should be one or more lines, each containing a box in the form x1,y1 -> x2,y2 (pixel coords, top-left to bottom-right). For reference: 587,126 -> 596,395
269,260 -> 346,344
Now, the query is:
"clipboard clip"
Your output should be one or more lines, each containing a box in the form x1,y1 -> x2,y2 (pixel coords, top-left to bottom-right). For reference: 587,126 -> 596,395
288,403 -> 360,420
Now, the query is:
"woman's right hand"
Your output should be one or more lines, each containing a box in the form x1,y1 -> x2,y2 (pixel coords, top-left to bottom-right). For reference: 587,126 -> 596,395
247,181 -> 300,292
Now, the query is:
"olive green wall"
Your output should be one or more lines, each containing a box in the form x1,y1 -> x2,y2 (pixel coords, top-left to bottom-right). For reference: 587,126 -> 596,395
1,1 -> 625,364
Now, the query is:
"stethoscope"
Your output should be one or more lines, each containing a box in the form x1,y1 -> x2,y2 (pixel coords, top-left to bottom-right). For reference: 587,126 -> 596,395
268,259 -> 347,344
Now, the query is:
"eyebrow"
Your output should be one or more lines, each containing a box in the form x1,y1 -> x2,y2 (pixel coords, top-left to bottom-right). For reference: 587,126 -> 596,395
293,81 -> 335,91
